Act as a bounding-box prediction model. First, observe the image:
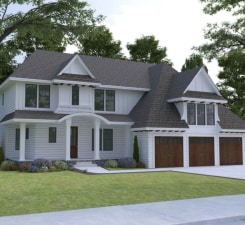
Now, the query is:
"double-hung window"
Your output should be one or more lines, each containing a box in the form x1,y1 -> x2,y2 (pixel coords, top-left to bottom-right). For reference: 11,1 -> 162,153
187,103 -> 215,125
72,86 -> 79,105
92,128 -> 113,151
25,84 -> 50,108
94,89 -> 115,111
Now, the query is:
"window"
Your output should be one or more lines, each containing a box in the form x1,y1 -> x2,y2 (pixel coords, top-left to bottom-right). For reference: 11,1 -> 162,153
187,103 -> 215,126
25,84 -> 37,107
72,86 -> 79,105
187,103 -> 196,125
94,89 -> 115,111
207,104 -> 215,125
25,84 -> 50,108
49,127 -> 56,143
26,128 -> 29,140
15,128 -> 20,150
39,85 -> 50,108
92,128 -> 113,151
197,104 -> 205,125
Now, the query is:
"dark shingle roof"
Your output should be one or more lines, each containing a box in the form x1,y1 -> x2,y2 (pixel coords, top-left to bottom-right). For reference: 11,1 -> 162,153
130,63 -> 189,129
183,91 -> 225,100
218,105 -> 245,130
1,110 -> 67,122
97,114 -> 134,123
11,50 -> 151,89
54,74 -> 100,83
167,67 -> 202,99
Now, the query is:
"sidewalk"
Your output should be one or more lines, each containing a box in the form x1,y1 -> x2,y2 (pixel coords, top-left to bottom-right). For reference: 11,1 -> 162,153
1,195 -> 245,225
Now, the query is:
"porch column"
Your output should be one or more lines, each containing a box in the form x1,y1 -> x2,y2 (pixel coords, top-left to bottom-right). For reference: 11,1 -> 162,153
65,118 -> 71,160
94,119 -> 101,160
214,135 -> 220,166
183,135 -> 189,167
19,123 -> 26,161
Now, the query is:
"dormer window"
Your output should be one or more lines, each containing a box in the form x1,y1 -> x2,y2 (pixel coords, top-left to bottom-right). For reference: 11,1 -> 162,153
187,103 -> 214,125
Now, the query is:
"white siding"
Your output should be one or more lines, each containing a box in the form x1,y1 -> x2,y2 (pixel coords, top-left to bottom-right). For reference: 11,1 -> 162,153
33,123 -> 66,160
0,84 -> 16,119
116,90 -> 144,114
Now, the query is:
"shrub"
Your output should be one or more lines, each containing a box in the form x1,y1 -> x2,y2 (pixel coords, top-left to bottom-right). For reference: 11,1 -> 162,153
0,147 -> 4,164
49,166 -> 56,172
1,160 -> 18,171
133,136 -> 139,163
39,166 -> 49,172
104,159 -> 118,168
118,157 -> 136,168
32,158 -> 52,169
53,161 -> 68,171
28,165 -> 39,173
18,163 -> 30,172
136,161 -> 145,168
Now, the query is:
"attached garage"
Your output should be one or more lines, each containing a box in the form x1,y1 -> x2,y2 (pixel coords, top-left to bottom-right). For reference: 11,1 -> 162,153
155,137 -> 183,168
189,137 -> 214,167
219,137 -> 243,165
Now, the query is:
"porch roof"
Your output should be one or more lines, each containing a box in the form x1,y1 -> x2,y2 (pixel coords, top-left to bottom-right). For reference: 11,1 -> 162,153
1,110 -> 134,125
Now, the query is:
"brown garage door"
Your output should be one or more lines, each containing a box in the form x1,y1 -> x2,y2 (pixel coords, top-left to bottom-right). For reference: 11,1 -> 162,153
189,137 -> 214,167
220,137 -> 243,165
155,137 -> 183,168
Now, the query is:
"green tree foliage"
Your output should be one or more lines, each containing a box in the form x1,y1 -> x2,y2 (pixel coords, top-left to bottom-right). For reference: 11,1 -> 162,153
127,35 -> 171,64
197,0 -> 245,118
181,54 -> 208,72
79,25 -> 124,59
217,49 -> 245,119
133,135 -> 139,163
0,0 -> 103,83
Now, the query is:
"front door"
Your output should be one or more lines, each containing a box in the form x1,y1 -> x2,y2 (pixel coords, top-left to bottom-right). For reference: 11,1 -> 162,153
70,127 -> 78,158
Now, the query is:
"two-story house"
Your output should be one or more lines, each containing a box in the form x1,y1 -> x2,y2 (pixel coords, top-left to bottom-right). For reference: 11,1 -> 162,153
0,50 -> 245,168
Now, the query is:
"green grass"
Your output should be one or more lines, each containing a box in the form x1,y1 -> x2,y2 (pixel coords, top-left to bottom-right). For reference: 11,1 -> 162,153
1,171 -> 245,216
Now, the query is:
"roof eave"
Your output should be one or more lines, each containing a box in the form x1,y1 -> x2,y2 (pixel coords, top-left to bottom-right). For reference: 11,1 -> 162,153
167,97 -> 227,104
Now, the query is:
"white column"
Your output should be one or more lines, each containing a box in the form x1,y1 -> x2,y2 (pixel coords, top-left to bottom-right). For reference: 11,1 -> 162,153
19,123 -> 26,161
183,135 -> 189,167
94,119 -> 101,160
65,118 -> 71,160
214,135 -> 220,166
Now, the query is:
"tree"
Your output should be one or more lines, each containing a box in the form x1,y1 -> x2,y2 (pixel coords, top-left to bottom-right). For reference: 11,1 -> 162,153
0,0 -> 103,82
196,0 -> 245,60
79,25 -> 124,59
133,135 -> 139,163
196,0 -> 245,118
127,35 -> 171,64
217,49 -> 245,119
181,54 -> 208,72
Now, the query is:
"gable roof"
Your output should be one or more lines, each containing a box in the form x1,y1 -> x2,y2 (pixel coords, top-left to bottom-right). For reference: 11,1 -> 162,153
129,63 -> 189,129
10,50 -> 152,89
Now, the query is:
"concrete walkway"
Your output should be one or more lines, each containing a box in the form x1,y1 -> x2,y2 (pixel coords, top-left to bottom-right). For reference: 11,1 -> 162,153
77,165 -> 245,180
1,195 -> 245,225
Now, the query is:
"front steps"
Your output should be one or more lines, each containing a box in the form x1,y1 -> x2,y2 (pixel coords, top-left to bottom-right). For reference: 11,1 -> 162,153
73,161 -> 98,168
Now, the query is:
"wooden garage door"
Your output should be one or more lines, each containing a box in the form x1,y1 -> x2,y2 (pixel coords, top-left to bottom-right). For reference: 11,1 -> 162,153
189,137 -> 214,167
220,137 -> 243,165
155,137 -> 183,168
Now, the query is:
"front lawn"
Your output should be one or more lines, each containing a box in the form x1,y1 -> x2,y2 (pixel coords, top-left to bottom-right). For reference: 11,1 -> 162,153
1,171 -> 245,216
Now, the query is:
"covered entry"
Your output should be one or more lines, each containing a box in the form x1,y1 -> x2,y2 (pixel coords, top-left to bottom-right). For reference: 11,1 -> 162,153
219,137 -> 243,165
155,136 -> 183,168
189,137 -> 214,166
